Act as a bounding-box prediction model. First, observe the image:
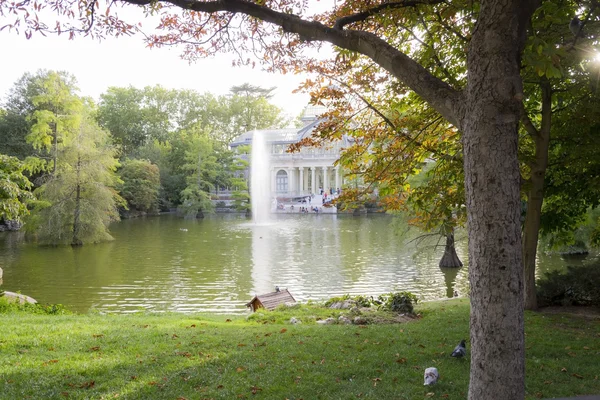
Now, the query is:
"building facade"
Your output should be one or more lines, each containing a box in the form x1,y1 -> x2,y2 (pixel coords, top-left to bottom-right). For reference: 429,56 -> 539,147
230,106 -> 349,198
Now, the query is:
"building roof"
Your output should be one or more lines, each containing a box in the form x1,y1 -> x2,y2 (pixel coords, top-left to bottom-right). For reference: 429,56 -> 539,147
246,289 -> 296,311
230,105 -> 328,148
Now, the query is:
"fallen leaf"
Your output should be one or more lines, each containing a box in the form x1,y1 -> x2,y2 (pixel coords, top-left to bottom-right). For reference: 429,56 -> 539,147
418,344 -> 426,348
89,346 -> 100,352
544,380 -> 552,385
572,373 -> 584,379
130,376 -> 137,380
583,346 -> 590,350
425,393 -> 435,397
237,367 -> 245,372
561,367 -> 568,372
320,358 -> 325,364
92,334 -> 104,338
280,328 -> 287,334
190,324 -> 196,328
226,319 -> 232,322
79,381 -> 95,389
396,358 -> 407,364
172,334 -> 179,339
61,392 -> 69,398
250,386 -> 262,394
372,377 -> 381,387
238,343 -> 247,347
217,384 -> 224,389
148,381 -> 157,386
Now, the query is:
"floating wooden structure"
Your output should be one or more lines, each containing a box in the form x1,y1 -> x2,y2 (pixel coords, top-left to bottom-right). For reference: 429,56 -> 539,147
246,288 -> 296,312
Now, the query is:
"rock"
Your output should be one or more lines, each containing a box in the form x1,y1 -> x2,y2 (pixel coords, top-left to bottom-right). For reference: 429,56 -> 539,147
338,315 -> 352,325
317,317 -> 336,325
1,291 -> 37,304
289,317 -> 301,324
328,300 -> 356,309
0,220 -> 22,232
353,316 -> 368,325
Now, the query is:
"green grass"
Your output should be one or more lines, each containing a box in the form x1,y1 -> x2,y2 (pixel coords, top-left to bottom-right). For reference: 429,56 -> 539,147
0,298 -> 598,399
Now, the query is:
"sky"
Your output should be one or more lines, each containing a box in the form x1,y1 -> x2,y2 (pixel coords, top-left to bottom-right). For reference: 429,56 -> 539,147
0,29 -> 312,121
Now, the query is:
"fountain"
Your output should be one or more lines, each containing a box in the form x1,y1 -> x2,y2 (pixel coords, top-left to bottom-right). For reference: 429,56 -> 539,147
250,130 -> 272,224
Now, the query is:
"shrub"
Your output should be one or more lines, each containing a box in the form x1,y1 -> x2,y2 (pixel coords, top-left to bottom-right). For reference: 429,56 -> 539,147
323,294 -> 374,308
377,292 -> 419,314
536,264 -> 600,307
0,296 -> 71,315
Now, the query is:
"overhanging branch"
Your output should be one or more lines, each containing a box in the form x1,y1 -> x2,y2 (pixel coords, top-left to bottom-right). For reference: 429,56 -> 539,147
119,0 -> 464,128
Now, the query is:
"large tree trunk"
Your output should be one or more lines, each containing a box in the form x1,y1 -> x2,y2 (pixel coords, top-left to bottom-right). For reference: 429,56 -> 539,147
522,81 -> 552,310
462,2 -> 535,399
439,232 -> 463,268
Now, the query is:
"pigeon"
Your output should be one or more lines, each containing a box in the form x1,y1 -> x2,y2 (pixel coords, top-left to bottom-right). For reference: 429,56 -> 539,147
451,339 -> 467,358
423,367 -> 439,385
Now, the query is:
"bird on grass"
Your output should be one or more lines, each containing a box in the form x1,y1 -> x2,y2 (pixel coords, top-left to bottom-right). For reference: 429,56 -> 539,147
423,367 -> 439,385
451,339 -> 467,358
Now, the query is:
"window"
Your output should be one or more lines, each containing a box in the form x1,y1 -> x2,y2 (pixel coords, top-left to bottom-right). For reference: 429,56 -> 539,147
276,170 -> 288,192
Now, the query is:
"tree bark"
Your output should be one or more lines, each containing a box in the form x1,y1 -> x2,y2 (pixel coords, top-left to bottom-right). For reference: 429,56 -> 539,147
72,154 -> 83,246
522,81 -> 552,311
439,232 -> 463,268
462,2 -> 536,399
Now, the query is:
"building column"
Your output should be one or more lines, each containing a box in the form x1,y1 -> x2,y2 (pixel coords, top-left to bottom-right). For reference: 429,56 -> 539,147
299,167 -> 304,194
310,167 -> 316,195
287,167 -> 295,195
271,167 -> 276,195
335,167 -> 340,192
322,166 -> 329,193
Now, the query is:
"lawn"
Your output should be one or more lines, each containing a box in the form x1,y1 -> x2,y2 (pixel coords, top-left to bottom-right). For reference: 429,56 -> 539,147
0,298 -> 598,399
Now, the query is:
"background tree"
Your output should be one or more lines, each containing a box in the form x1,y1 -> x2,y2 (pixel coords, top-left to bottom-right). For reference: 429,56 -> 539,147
27,105 -> 123,246
26,71 -> 82,175
230,145 -> 251,213
178,130 -> 218,219
0,155 -> 34,225
118,159 -> 161,215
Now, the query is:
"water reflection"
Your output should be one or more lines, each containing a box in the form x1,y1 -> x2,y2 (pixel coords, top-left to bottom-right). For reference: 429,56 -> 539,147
1,213 -> 593,314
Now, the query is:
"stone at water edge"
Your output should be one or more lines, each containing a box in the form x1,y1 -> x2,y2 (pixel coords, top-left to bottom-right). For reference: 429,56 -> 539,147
2,291 -> 37,304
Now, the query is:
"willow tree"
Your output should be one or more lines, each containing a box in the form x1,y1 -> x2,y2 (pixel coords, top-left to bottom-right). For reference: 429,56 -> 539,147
1,1 -> 540,397
28,106 -> 123,246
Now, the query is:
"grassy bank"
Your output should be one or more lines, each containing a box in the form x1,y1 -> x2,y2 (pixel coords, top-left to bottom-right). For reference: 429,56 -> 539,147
0,299 -> 598,399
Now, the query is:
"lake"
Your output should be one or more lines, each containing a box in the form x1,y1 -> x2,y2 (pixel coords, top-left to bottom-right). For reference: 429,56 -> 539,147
0,214 -> 594,314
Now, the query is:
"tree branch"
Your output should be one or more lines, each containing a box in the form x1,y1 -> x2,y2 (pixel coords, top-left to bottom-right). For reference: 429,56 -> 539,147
119,0 -> 464,129
332,0 -> 445,30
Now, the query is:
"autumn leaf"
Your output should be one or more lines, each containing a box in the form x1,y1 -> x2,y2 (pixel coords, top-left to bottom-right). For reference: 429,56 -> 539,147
561,367 -> 568,372
250,385 -> 262,394
372,377 -> 381,387
236,367 -> 245,372
396,358 -> 407,363
92,334 -> 104,338
280,328 -> 287,334
425,393 -> 435,397
226,319 -> 232,322
238,343 -> 247,347
217,384 -> 224,389
572,373 -> 584,379
79,381 -> 95,389
89,346 -> 100,352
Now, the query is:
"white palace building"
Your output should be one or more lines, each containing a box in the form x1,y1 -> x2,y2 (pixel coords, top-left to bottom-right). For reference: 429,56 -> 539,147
230,106 -> 349,199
